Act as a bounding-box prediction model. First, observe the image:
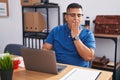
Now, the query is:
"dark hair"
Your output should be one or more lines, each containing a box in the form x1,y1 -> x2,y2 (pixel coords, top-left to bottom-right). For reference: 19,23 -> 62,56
67,3 -> 83,11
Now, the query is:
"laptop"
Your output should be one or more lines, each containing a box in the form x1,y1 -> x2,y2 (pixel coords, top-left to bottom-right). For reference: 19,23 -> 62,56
21,48 -> 67,74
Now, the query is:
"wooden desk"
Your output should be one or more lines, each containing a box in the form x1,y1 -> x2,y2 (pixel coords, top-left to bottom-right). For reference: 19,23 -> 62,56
13,64 -> 112,80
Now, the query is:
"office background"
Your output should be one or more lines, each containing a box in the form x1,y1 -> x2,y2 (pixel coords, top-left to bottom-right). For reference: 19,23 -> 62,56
0,0 -> 120,62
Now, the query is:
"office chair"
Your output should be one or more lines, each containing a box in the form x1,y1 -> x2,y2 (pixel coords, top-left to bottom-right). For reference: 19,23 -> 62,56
4,44 -> 26,56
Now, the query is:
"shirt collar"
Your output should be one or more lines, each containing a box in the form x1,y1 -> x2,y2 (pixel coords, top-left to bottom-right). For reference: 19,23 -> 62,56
65,23 -> 71,33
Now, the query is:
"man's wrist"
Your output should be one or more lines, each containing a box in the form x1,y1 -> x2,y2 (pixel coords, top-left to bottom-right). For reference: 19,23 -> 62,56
72,36 -> 80,41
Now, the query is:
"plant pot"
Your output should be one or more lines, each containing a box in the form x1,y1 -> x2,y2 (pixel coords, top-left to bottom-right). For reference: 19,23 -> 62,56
1,69 -> 13,80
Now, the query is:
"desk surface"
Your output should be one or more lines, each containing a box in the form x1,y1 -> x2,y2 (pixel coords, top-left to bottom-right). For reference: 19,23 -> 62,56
13,64 -> 113,80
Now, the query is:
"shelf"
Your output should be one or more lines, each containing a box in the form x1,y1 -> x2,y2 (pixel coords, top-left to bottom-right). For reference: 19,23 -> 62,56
95,33 -> 120,80
24,32 -> 48,39
22,3 -> 60,49
92,63 -> 120,72
22,3 -> 59,8
94,33 -> 120,38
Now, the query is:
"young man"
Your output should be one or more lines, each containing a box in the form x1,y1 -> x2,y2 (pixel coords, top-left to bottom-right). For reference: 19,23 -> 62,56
42,3 -> 96,67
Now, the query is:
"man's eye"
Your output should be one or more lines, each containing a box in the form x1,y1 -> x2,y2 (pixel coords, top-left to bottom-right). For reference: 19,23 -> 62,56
78,14 -> 83,17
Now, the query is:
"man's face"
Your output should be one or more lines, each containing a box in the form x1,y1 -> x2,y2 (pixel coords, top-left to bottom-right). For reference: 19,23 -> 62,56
65,8 -> 83,29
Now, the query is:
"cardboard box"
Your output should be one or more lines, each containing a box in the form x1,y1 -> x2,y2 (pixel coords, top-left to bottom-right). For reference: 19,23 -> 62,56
24,12 -> 46,32
21,0 -> 41,6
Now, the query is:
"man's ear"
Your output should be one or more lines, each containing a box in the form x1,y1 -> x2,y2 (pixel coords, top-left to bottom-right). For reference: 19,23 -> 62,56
64,13 -> 68,22
63,12 -> 68,23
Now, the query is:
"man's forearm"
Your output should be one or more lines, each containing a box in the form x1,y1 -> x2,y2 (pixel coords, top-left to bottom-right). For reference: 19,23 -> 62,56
73,39 -> 95,61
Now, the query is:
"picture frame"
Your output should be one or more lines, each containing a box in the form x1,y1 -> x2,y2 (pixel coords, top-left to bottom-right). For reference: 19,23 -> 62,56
0,0 -> 9,16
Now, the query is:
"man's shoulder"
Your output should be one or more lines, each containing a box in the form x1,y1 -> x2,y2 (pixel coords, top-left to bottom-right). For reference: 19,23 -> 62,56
82,28 -> 93,34
80,28 -> 94,38
52,24 -> 67,31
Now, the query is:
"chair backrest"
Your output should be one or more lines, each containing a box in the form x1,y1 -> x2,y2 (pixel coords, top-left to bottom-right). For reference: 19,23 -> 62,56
4,44 -> 26,56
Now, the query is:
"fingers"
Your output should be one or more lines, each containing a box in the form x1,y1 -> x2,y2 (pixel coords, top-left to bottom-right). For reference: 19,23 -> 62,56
71,20 -> 79,29
71,20 -> 81,37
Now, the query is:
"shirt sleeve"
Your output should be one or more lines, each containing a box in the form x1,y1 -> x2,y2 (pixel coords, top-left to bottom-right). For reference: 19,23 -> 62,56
45,29 -> 54,45
86,31 -> 96,49
81,30 -> 96,50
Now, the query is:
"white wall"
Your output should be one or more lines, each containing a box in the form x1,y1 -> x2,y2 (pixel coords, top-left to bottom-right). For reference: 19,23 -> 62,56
0,0 -> 120,61
0,0 -> 22,52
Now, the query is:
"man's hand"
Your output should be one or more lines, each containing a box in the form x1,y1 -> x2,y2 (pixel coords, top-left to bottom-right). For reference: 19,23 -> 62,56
71,20 -> 82,38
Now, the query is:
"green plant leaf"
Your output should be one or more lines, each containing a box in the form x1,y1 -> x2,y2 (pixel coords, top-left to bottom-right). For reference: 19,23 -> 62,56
0,54 -> 13,71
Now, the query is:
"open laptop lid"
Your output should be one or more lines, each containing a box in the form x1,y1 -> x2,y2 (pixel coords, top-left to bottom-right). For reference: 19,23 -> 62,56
21,48 -> 59,74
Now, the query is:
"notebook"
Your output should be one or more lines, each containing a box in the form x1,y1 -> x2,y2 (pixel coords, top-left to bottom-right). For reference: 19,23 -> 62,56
21,48 -> 67,74
60,68 -> 101,80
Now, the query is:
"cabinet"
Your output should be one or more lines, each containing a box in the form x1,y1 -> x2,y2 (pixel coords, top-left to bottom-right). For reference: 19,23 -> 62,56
93,33 -> 120,80
21,4 -> 60,49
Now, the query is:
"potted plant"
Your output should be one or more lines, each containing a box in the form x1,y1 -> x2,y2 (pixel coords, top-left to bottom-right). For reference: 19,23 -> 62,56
0,53 -> 13,80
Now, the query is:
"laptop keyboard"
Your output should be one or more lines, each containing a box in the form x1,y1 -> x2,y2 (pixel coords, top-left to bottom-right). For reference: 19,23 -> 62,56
57,64 -> 67,72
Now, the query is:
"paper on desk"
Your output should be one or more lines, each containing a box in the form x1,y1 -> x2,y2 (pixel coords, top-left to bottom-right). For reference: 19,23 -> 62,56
60,68 -> 101,80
